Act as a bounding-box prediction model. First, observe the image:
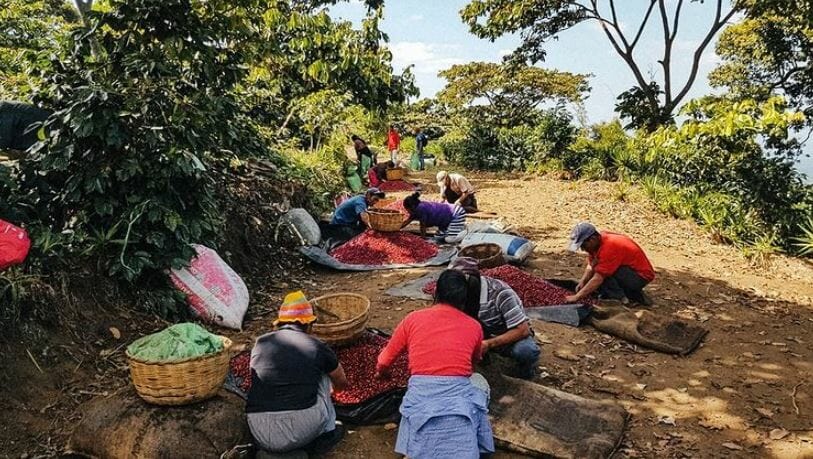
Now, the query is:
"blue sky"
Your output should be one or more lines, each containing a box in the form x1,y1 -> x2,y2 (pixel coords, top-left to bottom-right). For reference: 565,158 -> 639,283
330,0 -> 812,178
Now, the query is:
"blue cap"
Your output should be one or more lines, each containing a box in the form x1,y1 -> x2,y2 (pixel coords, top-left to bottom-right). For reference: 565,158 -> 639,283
366,187 -> 385,198
568,222 -> 598,251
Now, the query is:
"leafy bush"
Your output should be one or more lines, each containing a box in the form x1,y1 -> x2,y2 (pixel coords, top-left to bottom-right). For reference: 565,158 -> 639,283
3,0 -> 266,314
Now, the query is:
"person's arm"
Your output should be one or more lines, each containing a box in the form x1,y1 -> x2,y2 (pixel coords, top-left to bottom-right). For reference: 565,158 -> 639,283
328,363 -> 349,391
400,214 -> 415,229
454,176 -> 474,205
566,272 -> 604,302
359,211 -> 372,228
482,321 -> 531,354
576,264 -> 594,292
377,319 -> 409,376
472,327 -> 485,363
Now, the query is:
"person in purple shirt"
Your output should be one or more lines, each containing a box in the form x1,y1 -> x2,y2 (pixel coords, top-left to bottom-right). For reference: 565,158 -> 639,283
402,192 -> 467,242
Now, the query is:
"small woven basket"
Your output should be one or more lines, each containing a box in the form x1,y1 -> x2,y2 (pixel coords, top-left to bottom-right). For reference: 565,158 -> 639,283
127,336 -> 232,406
312,293 -> 371,346
385,168 -> 406,181
460,243 -> 505,269
368,208 -> 404,232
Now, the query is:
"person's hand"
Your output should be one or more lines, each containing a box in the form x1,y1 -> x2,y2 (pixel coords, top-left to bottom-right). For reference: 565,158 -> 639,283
480,340 -> 492,355
375,368 -> 390,379
564,294 -> 580,303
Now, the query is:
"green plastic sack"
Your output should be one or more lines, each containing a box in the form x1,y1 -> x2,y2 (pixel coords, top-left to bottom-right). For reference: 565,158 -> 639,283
410,152 -> 420,171
346,167 -> 362,192
127,323 -> 224,363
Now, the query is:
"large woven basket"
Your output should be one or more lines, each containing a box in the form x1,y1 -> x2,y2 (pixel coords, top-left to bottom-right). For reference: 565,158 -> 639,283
368,208 -> 404,232
385,168 -> 406,181
127,336 -> 232,406
460,243 -> 505,269
312,293 -> 371,346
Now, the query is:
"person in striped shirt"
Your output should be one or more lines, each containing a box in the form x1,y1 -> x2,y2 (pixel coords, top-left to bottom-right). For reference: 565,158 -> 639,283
450,257 -> 541,379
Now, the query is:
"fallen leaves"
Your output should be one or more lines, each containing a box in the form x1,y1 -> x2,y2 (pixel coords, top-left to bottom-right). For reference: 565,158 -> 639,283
769,429 -> 790,440
721,442 -> 743,451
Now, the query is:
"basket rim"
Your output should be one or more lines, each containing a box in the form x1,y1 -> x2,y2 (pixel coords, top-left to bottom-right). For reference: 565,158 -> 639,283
461,242 -> 502,255
126,336 -> 233,365
312,293 -> 371,328
367,208 -> 402,215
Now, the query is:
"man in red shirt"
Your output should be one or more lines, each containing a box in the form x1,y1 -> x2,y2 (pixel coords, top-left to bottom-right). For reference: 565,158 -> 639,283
564,222 -> 655,305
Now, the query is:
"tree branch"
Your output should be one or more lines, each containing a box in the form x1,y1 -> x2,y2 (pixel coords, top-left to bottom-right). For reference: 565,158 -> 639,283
658,0 -> 674,105
630,0 -> 657,50
670,0 -> 740,112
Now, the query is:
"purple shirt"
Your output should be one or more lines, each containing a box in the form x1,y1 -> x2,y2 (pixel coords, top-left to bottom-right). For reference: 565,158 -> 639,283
411,202 -> 453,230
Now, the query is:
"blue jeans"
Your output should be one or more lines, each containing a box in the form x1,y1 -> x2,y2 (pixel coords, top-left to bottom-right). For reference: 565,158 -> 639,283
496,335 -> 540,380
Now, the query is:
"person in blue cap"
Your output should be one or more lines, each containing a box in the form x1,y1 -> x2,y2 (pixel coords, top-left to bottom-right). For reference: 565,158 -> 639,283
565,222 -> 655,305
320,188 -> 386,248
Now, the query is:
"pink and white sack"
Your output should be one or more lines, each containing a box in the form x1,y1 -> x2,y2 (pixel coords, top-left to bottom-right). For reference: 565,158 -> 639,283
170,244 -> 249,330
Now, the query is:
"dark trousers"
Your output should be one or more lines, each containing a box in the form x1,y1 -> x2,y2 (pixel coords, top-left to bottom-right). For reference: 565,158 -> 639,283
598,266 -> 650,303
318,222 -> 364,250
443,188 -> 478,213
417,146 -> 425,170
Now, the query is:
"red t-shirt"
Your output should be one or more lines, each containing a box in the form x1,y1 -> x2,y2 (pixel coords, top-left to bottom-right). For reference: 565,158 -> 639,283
387,130 -> 400,150
377,304 -> 482,377
588,232 -> 655,282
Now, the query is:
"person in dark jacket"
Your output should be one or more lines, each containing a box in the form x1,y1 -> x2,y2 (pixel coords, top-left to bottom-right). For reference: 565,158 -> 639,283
247,291 -> 349,454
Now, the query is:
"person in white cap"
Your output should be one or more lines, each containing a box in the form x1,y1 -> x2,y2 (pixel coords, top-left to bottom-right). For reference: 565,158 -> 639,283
565,222 -> 655,305
436,171 -> 478,213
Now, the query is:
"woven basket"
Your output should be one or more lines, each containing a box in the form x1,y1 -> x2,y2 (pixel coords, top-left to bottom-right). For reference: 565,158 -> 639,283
385,168 -> 406,181
127,336 -> 232,406
368,208 -> 404,232
312,293 -> 371,345
460,243 -> 505,269
373,198 -> 396,209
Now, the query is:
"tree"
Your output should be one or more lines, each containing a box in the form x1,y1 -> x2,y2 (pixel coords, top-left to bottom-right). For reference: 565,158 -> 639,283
437,61 -> 589,127
709,6 -> 812,128
461,0 -> 740,130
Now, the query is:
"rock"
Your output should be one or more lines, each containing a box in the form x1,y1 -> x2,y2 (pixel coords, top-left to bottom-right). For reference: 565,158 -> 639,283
769,429 -> 790,440
384,422 -> 398,431
721,442 -> 743,450
66,389 -> 248,458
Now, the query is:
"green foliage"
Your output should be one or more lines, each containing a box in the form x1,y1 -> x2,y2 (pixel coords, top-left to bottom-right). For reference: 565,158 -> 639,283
615,82 -> 674,132
0,0 -> 79,99
567,120 -> 633,180
4,0 -> 268,313
437,61 -> 589,127
793,217 -> 813,257
711,9 -> 812,123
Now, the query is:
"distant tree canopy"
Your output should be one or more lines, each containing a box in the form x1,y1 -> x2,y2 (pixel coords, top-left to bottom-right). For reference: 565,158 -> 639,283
710,1 -> 812,128
437,61 -> 589,127
461,0 -> 740,131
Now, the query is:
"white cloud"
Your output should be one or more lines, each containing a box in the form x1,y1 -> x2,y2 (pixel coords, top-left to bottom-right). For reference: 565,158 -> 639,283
388,41 -> 466,75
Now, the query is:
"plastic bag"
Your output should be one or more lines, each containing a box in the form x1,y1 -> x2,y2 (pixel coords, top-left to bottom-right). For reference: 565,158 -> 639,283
281,208 -> 321,246
170,245 -> 249,330
127,323 -> 223,362
0,219 -> 31,270
346,168 -> 362,193
461,233 -> 535,264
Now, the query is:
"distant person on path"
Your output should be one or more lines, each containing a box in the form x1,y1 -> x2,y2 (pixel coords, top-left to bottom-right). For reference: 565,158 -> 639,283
351,134 -> 376,176
565,222 -> 655,305
0,101 -> 51,156
415,128 -> 428,171
449,257 -> 540,380
376,270 -> 495,459
246,291 -> 348,455
387,125 -> 400,164
402,192 -> 467,242
437,171 -> 478,213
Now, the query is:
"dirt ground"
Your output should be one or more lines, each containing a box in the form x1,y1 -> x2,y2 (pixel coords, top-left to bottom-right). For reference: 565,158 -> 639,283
2,170 -> 813,458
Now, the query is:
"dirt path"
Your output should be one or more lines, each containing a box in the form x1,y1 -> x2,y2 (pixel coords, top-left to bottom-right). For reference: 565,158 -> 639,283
312,172 -> 813,458
2,171 -> 812,458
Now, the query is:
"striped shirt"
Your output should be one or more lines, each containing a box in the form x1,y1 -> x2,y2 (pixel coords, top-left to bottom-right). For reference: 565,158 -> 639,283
478,277 -> 528,337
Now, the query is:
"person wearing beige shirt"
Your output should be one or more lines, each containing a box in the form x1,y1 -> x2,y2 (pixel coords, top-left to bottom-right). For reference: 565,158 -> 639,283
436,171 -> 478,213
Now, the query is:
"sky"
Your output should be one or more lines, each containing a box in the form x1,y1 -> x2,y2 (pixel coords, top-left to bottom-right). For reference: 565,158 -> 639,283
329,0 -> 813,178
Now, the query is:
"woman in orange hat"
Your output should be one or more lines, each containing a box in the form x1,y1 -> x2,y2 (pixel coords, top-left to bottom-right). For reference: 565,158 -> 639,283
246,291 -> 349,455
